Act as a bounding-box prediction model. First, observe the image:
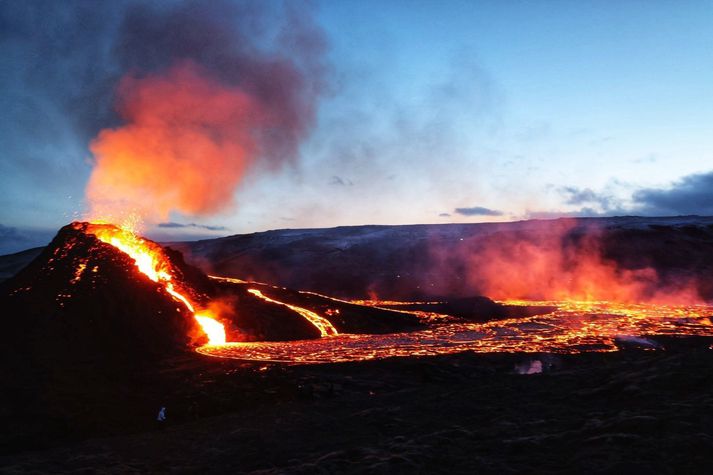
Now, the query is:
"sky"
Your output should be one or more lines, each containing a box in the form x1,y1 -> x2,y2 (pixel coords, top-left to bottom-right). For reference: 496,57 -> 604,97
1,0 -> 713,254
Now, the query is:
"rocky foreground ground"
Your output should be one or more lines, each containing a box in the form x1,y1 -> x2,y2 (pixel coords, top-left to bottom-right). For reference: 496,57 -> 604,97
2,336 -> 713,474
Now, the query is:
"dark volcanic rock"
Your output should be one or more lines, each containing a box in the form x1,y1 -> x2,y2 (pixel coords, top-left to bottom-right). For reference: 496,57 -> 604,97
212,282 -> 323,341
2,341 -> 713,472
0,222 -> 427,358
0,222 -> 202,371
0,223 -> 330,360
381,296 -> 557,321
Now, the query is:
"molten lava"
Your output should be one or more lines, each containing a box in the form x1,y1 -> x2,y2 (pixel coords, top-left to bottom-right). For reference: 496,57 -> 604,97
68,224 -> 712,362
85,223 -> 226,345
198,298 -> 713,363
248,288 -> 338,337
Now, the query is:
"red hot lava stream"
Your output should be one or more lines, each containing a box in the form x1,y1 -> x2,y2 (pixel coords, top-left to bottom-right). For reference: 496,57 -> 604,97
198,295 -> 713,363
247,288 -> 339,337
207,276 -> 340,337
86,223 -> 227,345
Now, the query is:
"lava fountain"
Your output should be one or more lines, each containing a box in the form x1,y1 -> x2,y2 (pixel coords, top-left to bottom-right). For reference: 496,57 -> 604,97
84,222 -> 226,345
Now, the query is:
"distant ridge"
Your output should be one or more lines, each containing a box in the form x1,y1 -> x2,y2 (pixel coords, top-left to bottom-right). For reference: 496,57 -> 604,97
4,216 -> 713,299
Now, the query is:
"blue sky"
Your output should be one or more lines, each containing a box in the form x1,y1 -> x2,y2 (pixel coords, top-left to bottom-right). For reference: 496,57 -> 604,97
1,1 -> 713,253
236,0 -> 713,226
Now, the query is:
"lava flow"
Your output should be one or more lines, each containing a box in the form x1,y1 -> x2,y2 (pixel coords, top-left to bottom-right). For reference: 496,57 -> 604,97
248,288 -> 339,337
85,223 -> 226,345
74,225 -> 713,362
198,297 -> 713,363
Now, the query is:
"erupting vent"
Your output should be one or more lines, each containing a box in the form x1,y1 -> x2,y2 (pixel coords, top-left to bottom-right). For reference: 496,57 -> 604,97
84,222 -> 226,345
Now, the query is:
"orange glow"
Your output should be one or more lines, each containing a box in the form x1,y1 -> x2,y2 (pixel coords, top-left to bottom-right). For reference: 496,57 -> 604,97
349,299 -> 444,307
198,298 -> 713,363
429,220 -> 702,305
86,61 -> 266,223
85,223 -> 226,345
195,314 -> 227,345
248,288 -> 338,337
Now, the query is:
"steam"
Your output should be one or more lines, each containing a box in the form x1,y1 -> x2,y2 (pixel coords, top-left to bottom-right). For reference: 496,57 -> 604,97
428,220 -> 701,304
83,0 -> 327,223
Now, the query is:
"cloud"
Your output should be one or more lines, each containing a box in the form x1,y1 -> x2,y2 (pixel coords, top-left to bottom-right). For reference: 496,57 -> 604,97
158,222 -> 228,232
559,186 -> 613,207
0,224 -> 54,255
540,185 -> 625,218
525,208 -> 605,220
529,170 -> 713,219
329,175 -> 353,186
632,170 -> 713,215
454,206 -> 504,217
439,213 -> 451,217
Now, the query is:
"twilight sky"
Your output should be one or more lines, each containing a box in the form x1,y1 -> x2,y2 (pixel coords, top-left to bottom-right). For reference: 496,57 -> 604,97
1,0 -> 713,254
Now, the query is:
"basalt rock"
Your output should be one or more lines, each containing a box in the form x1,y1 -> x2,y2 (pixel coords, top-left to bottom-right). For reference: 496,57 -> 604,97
0,222 -> 200,371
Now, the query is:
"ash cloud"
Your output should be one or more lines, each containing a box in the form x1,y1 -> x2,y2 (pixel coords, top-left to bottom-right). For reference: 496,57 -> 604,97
113,0 -> 328,165
1,0 -> 326,156
454,206 -> 504,217
0,0 -> 328,223
632,170 -> 713,216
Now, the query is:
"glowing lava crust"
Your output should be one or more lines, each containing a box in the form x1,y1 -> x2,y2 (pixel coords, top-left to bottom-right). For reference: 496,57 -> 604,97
198,296 -> 713,363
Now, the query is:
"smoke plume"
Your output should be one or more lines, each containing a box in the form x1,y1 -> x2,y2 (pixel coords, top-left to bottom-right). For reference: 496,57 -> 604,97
80,0 -> 327,223
428,220 -> 701,304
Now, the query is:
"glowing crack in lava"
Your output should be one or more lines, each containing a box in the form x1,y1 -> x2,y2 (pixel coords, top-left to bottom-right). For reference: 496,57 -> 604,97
86,223 -> 226,345
198,296 -> 713,363
247,288 -> 339,337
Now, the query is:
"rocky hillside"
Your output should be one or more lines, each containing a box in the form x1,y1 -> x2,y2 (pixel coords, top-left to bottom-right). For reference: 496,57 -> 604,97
169,216 -> 713,300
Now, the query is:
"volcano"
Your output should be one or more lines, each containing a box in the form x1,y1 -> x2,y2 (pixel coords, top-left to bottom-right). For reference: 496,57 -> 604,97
0,222 -> 432,373
2,221 -> 713,471
1,222 -> 201,370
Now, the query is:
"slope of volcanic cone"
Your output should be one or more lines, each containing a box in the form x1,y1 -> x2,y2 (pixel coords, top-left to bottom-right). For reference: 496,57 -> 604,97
211,281 -> 324,341
0,223 -> 203,372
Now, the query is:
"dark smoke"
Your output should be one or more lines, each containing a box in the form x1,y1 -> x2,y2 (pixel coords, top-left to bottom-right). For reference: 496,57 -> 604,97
0,0 -> 328,208
113,0 -> 327,165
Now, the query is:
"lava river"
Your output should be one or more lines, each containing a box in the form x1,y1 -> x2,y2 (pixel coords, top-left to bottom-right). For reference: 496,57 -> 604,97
198,294 -> 713,363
